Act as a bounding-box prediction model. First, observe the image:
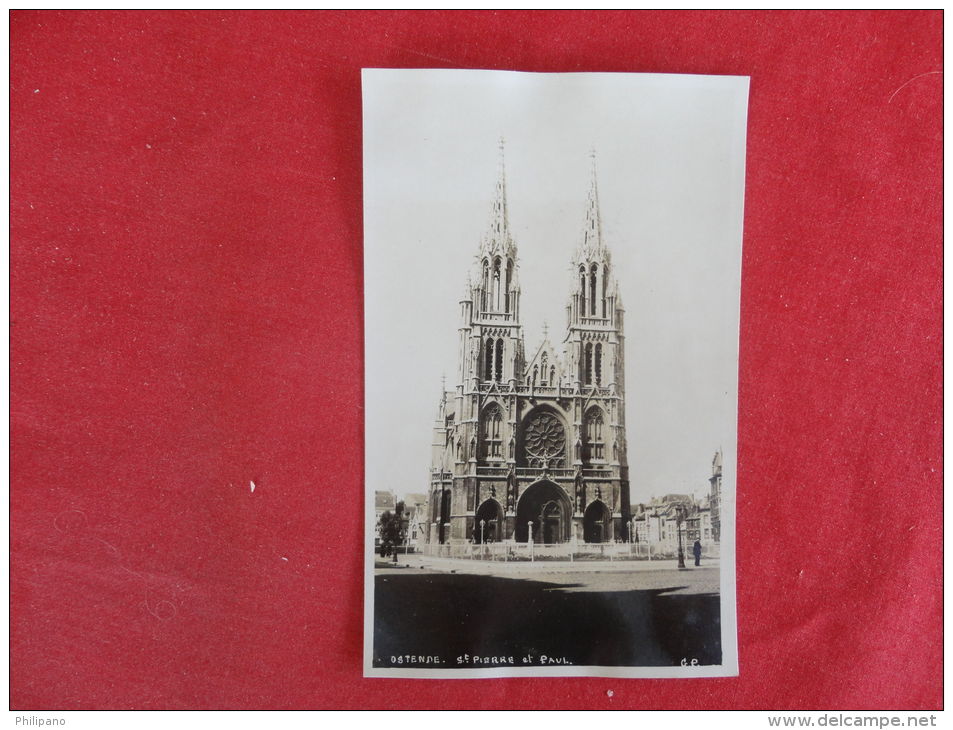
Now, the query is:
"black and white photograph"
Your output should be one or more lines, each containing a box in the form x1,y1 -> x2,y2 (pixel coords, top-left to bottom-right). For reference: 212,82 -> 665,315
363,69 -> 748,678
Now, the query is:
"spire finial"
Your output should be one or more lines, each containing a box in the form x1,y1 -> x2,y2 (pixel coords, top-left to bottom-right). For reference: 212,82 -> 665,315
588,148 -> 599,203
542,320 -> 549,339
497,137 -> 506,183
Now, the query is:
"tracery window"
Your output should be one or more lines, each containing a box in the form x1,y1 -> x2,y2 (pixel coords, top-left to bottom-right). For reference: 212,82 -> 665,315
481,405 -> 504,460
484,338 -> 493,381
540,353 -> 548,385
522,411 -> 566,468
583,408 -> 605,463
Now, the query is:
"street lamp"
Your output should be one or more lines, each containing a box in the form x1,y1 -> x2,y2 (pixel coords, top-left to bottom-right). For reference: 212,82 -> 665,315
480,519 -> 486,548
528,521 -> 534,562
676,505 -> 686,570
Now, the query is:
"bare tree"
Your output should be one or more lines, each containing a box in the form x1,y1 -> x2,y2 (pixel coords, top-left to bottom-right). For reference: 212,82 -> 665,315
377,501 -> 406,563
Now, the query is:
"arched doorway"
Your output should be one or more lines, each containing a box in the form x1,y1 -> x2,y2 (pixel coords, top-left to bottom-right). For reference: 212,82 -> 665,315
583,500 -> 611,543
515,480 -> 572,543
474,499 -> 504,544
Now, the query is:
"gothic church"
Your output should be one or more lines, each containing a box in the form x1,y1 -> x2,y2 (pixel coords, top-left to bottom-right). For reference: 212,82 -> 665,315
428,151 -> 631,546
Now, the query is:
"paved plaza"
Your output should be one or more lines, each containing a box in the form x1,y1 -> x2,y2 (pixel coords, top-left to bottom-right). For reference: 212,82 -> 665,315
372,558 -> 722,669
377,554 -> 720,594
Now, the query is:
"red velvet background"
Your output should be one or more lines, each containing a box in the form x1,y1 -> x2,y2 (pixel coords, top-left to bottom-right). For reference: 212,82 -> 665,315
10,10 -> 942,710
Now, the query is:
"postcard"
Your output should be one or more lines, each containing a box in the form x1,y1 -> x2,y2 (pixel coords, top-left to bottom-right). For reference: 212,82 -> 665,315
363,69 -> 747,678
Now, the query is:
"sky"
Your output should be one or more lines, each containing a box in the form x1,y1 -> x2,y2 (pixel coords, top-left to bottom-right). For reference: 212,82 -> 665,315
363,70 -> 748,506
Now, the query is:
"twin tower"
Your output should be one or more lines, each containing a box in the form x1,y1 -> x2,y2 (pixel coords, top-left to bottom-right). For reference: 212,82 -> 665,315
428,149 -> 631,547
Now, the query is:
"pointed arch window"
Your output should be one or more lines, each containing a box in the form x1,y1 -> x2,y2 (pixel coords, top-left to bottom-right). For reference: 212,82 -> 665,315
583,408 -> 605,463
584,342 -> 594,385
602,264 -> 609,318
540,353 -> 548,385
590,264 -> 598,316
493,258 -> 502,312
495,338 -> 504,382
595,343 -> 603,386
481,259 -> 489,311
550,365 -> 556,386
481,404 -> 504,460
505,260 -> 513,313
579,266 -> 587,316
484,338 -> 494,382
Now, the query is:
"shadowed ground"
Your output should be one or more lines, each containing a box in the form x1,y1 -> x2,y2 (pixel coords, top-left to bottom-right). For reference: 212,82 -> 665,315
373,568 -> 721,668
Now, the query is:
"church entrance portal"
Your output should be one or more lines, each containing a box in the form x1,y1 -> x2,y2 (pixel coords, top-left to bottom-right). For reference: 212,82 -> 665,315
583,500 -> 612,543
474,499 -> 504,543
515,480 -> 572,543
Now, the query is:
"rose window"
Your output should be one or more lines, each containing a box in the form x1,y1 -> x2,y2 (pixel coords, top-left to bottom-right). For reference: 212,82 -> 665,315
523,412 -> 566,466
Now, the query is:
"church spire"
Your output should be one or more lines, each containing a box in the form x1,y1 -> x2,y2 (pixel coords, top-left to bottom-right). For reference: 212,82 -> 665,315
577,150 -> 609,264
493,136 -> 509,234
568,150 -> 618,330
480,137 -> 516,260
469,139 -> 521,320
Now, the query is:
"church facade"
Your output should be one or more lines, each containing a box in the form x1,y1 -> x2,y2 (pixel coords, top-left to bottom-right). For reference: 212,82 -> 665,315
427,154 -> 631,546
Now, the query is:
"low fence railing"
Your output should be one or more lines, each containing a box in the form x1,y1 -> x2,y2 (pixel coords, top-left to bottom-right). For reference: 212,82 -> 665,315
416,541 -> 720,562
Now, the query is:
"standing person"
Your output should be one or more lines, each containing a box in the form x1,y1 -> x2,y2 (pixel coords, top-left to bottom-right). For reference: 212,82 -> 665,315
693,539 -> 702,567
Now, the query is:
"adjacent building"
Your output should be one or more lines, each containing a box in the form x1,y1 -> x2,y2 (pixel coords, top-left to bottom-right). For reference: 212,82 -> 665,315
629,450 -> 722,554
710,450 -> 722,543
403,492 -> 429,549
374,491 -> 396,548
